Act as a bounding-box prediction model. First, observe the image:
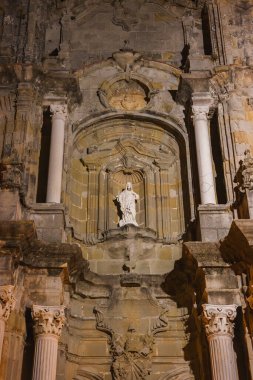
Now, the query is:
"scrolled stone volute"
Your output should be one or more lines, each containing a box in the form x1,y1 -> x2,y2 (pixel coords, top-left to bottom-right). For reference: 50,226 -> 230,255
32,305 -> 66,338
0,285 -> 16,322
202,304 -> 237,338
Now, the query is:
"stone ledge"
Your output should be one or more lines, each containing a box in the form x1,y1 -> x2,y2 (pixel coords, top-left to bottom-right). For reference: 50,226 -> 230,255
220,219 -> 253,265
102,225 -> 157,241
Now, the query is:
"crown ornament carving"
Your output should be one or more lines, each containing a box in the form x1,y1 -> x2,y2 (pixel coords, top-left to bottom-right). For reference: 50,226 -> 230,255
32,305 -> 66,337
202,304 -> 237,338
0,285 -> 16,322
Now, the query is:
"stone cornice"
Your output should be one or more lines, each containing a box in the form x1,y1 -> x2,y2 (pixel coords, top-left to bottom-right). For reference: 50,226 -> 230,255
0,221 -> 88,282
0,285 -> 16,322
32,305 -> 66,337
202,304 -> 237,338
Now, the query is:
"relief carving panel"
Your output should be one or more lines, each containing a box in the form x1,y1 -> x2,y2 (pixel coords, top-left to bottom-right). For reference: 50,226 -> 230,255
106,79 -> 148,111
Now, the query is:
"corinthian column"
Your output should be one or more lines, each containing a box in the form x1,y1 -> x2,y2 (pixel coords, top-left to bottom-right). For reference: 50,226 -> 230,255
202,304 -> 239,380
32,305 -> 65,380
0,285 -> 15,364
46,105 -> 67,203
192,93 -> 216,204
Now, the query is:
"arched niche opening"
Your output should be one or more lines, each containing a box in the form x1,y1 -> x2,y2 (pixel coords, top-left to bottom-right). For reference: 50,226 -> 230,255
67,115 -> 192,245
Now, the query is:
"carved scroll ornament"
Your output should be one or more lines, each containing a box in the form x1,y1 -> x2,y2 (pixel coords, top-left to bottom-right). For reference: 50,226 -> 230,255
202,304 -> 237,338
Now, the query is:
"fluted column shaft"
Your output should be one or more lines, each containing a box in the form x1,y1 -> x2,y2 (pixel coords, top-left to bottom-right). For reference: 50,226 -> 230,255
202,304 -> 239,380
32,305 -> 65,380
32,335 -> 59,380
0,285 -> 15,365
46,105 -> 67,203
192,93 -> 216,204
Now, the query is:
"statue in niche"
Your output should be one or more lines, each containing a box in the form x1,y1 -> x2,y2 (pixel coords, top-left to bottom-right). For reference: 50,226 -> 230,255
116,182 -> 139,227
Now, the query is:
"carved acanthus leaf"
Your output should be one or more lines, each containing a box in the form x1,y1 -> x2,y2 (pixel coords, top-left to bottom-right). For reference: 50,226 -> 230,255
151,309 -> 170,335
0,285 -> 16,322
50,104 -> 68,121
93,307 -> 113,336
32,305 -> 66,337
202,304 -> 237,338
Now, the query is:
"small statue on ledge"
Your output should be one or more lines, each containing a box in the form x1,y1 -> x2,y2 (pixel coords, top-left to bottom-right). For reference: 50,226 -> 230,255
116,182 -> 139,227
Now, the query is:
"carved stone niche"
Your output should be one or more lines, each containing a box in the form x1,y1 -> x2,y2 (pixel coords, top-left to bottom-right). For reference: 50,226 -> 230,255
69,120 -> 185,244
98,74 -> 153,111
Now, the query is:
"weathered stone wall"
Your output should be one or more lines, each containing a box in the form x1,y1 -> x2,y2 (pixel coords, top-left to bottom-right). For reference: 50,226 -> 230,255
1,1 -> 253,380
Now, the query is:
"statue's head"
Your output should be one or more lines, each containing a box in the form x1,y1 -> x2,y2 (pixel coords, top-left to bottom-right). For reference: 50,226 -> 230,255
126,182 -> 132,190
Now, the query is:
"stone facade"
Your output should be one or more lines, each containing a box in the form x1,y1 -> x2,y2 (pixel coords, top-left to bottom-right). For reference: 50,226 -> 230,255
0,0 -> 253,379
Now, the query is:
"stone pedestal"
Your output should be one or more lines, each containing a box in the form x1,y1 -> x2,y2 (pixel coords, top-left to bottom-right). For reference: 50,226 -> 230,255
29,203 -> 65,243
46,105 -> 67,203
0,286 -> 15,365
198,203 -> 233,241
192,93 -> 216,205
32,305 -> 65,380
188,55 -> 214,72
202,304 -> 239,380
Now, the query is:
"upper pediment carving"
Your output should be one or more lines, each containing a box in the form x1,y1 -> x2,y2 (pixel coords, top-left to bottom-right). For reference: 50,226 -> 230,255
70,0 -> 205,28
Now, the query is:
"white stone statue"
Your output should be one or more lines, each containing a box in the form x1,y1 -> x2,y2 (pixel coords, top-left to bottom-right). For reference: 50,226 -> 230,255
116,182 -> 139,227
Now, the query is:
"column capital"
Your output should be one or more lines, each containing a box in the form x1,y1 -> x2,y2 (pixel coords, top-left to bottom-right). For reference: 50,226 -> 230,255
0,285 -> 16,322
192,92 -> 213,121
50,104 -> 68,122
32,305 -> 66,338
202,304 -> 238,338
